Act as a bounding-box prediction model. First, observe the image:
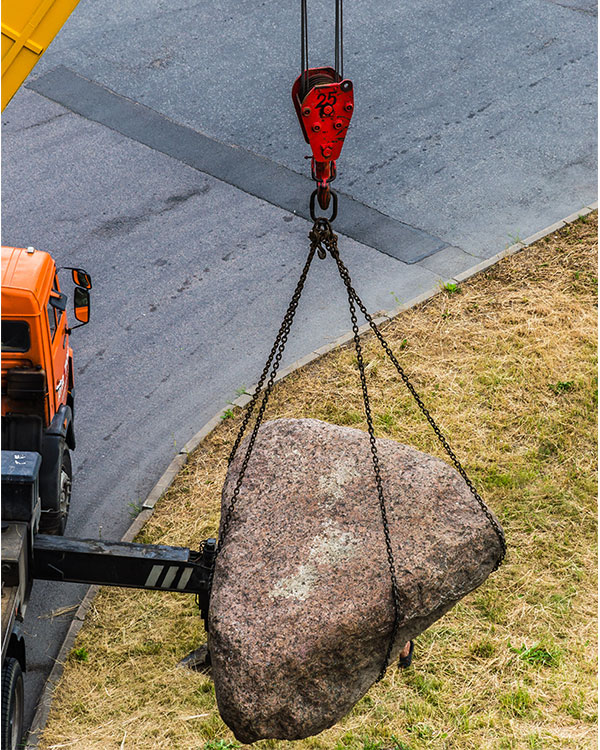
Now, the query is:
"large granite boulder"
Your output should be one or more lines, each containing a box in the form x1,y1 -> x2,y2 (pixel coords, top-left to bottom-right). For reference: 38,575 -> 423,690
208,418 -> 503,743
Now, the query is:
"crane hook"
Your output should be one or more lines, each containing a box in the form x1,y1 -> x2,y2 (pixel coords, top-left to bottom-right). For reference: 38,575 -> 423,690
293,1 -> 353,216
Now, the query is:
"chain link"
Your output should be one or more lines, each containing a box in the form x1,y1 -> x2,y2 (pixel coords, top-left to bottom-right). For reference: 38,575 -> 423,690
302,219 -> 506,678
343,261 -> 404,680
312,221 -> 404,679
209,217 -> 506,681
333,252 -> 507,569
227,244 -> 316,467
211,242 -> 318,593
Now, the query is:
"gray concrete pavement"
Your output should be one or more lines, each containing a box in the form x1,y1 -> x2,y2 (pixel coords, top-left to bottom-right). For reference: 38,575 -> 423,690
27,0 -> 597,253
0,0 -> 596,738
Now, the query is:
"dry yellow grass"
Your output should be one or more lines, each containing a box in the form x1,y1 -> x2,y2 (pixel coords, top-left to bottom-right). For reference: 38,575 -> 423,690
40,214 -> 597,750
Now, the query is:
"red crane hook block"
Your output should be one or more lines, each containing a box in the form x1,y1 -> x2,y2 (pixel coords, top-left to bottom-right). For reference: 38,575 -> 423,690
292,66 -> 354,212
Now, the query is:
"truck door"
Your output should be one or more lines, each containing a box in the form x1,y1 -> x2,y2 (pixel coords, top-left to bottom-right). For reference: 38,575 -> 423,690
46,274 -> 69,418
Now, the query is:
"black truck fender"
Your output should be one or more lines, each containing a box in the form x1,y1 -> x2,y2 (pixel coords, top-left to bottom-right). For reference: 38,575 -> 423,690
6,622 -> 26,673
45,403 -> 74,449
39,404 -> 72,512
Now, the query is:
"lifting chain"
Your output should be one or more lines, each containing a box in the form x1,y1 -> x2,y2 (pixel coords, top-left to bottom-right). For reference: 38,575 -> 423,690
209,218 -> 506,680
205,0 -> 505,683
210,242 -> 318,575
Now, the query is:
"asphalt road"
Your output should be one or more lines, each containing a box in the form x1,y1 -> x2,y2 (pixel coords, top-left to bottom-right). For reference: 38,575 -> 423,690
1,0 -> 596,736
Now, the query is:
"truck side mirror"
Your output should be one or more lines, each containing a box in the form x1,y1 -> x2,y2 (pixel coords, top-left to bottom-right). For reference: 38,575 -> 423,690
73,287 -> 90,325
71,268 -> 92,290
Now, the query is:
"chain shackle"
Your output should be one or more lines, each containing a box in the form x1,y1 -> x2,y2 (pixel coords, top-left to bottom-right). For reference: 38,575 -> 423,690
310,188 -> 338,223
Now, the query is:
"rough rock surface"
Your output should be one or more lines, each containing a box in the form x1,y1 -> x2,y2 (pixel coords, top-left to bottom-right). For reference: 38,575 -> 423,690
208,418 -> 503,743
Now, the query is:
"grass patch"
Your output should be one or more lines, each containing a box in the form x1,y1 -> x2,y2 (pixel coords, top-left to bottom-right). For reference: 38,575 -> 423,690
69,646 -> 89,663
40,215 -> 597,749
509,642 -> 562,668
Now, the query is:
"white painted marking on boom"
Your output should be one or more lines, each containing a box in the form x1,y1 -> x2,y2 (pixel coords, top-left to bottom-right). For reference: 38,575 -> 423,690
145,565 -> 163,587
177,567 -> 193,590
161,566 -> 178,589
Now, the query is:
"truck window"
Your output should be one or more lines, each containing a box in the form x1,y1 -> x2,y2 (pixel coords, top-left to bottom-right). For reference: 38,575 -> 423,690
47,300 -> 58,339
1,320 -> 30,352
49,276 -> 66,339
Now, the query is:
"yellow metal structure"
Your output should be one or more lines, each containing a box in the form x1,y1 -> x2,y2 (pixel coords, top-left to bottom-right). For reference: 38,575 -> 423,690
1,0 -> 80,111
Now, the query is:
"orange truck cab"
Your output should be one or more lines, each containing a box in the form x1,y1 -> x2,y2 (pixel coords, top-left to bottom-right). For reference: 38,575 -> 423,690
1,246 -> 91,534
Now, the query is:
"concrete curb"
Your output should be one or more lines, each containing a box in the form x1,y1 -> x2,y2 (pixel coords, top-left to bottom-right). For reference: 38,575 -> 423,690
25,201 -> 596,748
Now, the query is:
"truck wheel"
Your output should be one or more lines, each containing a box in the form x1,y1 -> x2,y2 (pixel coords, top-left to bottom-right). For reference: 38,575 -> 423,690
40,447 -> 72,535
1,657 -> 24,750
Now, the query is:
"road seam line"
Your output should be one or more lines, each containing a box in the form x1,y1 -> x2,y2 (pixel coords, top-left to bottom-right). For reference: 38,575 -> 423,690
26,66 -> 447,265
